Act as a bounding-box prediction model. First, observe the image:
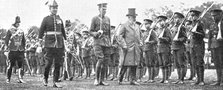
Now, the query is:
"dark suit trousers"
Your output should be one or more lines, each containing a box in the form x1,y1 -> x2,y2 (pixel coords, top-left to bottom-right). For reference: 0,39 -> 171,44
43,48 -> 64,82
119,66 -> 137,82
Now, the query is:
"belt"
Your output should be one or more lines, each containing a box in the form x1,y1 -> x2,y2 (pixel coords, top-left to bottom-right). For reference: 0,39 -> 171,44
45,31 -> 62,35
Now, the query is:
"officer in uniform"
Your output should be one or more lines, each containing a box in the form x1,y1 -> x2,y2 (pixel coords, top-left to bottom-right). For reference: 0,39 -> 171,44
189,10 -> 205,85
38,0 -> 66,87
117,8 -> 141,85
142,19 -> 158,83
171,12 -> 187,84
209,9 -> 223,86
156,15 -> 172,84
5,16 -> 26,83
90,3 -> 111,86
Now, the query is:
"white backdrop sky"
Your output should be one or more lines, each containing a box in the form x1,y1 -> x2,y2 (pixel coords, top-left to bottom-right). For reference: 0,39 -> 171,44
0,0 -> 222,32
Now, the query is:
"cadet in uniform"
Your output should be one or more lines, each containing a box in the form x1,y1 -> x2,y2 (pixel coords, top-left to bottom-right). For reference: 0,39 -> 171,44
5,16 -> 26,83
109,25 -> 119,81
156,15 -> 172,84
171,12 -> 187,84
117,8 -> 141,85
90,3 -> 111,86
142,19 -> 158,83
38,0 -> 66,87
184,20 -> 196,80
189,10 -> 205,85
62,20 -> 74,81
81,29 -> 93,79
209,9 -> 223,86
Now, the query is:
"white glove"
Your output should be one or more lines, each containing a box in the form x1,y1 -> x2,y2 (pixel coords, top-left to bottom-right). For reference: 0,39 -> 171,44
98,30 -> 103,34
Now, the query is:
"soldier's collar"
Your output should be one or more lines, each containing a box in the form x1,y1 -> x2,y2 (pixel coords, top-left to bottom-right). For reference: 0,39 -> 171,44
98,14 -> 105,19
49,14 -> 58,17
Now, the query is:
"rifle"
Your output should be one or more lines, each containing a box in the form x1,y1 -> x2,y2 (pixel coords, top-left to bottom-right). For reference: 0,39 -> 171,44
173,9 -> 191,41
190,2 -> 215,33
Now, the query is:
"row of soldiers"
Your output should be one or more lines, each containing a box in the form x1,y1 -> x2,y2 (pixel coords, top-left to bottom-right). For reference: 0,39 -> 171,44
3,0 -> 223,88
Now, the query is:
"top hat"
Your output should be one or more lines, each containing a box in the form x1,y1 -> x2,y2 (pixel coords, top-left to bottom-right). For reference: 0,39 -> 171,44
126,8 -> 138,16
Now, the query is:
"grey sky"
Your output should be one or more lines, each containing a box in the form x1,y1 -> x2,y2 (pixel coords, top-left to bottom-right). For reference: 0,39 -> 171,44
0,0 -> 221,32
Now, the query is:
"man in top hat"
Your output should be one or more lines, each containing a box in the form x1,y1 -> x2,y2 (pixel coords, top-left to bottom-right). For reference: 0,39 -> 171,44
208,9 -> 223,86
117,8 -> 141,85
171,12 -> 187,84
189,10 -> 205,85
156,15 -> 172,84
5,16 -> 26,83
38,0 -> 66,87
89,3 -> 111,86
142,19 -> 158,83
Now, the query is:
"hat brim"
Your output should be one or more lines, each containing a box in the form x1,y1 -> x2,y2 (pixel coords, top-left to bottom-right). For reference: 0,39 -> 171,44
126,14 -> 138,16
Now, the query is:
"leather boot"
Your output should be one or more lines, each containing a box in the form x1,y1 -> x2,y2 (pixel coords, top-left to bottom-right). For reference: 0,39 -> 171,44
191,68 -> 199,85
164,68 -> 169,84
173,68 -> 181,84
94,66 -> 101,86
160,68 -> 165,83
198,67 -> 205,86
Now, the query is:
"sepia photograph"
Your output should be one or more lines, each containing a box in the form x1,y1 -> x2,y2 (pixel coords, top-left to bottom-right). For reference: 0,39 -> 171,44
0,0 -> 223,90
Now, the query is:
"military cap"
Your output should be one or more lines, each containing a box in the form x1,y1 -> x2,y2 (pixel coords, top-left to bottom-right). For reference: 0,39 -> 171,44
174,12 -> 185,18
143,19 -> 153,23
157,15 -> 168,21
210,9 -> 223,16
75,32 -> 82,37
81,29 -> 89,34
111,25 -> 116,29
189,10 -> 201,16
126,8 -> 138,16
65,20 -> 71,27
136,21 -> 142,26
97,3 -> 107,8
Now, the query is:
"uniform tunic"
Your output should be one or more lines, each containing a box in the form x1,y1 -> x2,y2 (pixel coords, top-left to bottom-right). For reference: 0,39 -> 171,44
142,30 -> 158,67
171,25 -> 187,68
156,27 -> 172,67
208,20 -> 223,69
189,21 -> 205,68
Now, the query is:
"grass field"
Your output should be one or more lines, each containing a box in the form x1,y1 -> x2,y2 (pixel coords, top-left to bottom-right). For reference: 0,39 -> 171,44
0,69 -> 222,90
